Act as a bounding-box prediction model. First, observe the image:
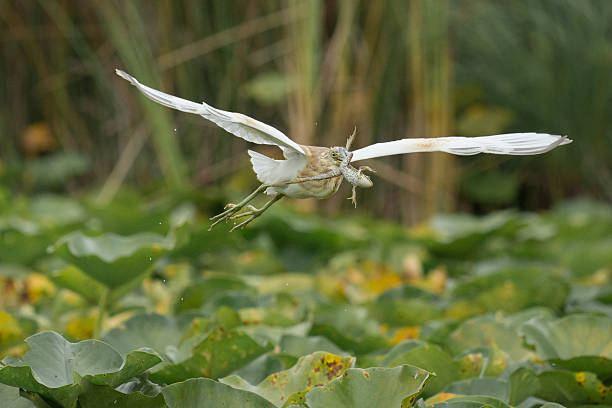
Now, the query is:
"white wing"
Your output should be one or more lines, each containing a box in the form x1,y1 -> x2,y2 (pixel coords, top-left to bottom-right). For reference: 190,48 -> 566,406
115,69 -> 305,155
350,133 -> 571,162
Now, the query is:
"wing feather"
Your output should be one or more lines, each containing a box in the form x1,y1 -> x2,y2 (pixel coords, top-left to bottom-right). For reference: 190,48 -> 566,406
115,69 -> 305,155
350,133 -> 571,162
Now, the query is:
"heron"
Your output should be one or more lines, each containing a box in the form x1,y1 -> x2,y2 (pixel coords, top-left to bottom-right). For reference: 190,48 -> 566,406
115,70 -> 571,231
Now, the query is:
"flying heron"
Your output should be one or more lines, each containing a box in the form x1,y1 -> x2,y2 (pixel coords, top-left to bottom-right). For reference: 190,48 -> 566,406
115,69 -> 571,231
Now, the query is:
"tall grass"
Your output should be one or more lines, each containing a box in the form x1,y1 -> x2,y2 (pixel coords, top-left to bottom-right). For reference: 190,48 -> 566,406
2,1 -> 610,222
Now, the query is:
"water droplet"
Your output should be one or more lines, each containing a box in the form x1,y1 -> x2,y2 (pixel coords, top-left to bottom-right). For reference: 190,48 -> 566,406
180,297 -> 184,301
173,128 -> 177,132
148,257 -> 152,261
158,221 -> 162,225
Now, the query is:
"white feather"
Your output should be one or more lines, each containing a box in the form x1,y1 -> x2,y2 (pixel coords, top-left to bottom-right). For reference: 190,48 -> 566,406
350,133 -> 572,162
115,69 -> 305,155
247,149 -> 307,188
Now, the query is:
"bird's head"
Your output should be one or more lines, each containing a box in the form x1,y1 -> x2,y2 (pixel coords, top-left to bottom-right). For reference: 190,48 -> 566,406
330,146 -> 350,164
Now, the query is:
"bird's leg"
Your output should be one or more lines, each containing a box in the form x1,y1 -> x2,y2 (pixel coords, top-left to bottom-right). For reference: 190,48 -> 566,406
209,184 -> 268,230
345,126 -> 357,150
286,167 -> 342,184
229,194 -> 283,231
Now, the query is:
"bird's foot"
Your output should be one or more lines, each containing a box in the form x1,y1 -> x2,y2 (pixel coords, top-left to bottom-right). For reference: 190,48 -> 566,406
209,184 -> 269,231
347,186 -> 358,208
227,196 -> 283,231
209,202 -> 246,230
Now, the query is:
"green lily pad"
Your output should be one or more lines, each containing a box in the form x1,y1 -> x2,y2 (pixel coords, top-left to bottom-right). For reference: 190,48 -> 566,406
521,314 -> 612,378
536,370 -> 612,405
448,316 -> 531,361
49,265 -> 106,304
383,343 -> 460,397
0,216 -> 49,265
370,286 -> 443,326
444,378 -> 509,402
0,383 -> 35,408
78,380 -> 166,408
231,353 -> 286,386
0,331 -> 162,408
49,231 -> 171,289
162,377 -> 276,408
279,335 -> 347,357
430,395 -> 511,408
221,352 -> 355,407
149,327 -> 271,384
303,365 -> 431,408
102,313 -> 196,361
452,267 -> 568,313
310,304 -> 389,354
508,366 -> 539,406
175,276 -> 255,313
521,314 -> 612,359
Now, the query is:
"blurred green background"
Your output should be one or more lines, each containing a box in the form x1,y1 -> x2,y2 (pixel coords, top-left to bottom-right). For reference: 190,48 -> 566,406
1,0 -> 611,223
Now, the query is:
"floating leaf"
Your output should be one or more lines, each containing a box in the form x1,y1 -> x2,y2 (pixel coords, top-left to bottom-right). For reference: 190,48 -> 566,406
149,327 -> 271,384
444,378 -> 509,402
102,313 -> 196,361
383,343 -> 460,397
536,370 -> 612,405
448,316 -> 531,361
429,395 -> 510,408
303,365 -> 431,408
0,383 -> 35,408
49,231 -> 171,289
452,267 -> 568,313
163,378 -> 276,408
0,331 -> 161,408
221,352 -> 354,407
521,314 -> 612,378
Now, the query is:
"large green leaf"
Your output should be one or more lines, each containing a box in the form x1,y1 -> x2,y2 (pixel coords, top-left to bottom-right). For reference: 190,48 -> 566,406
430,395 -> 511,408
221,351 -> 355,407
49,265 -> 106,304
521,314 -> 612,378
303,365 -> 431,408
444,378 -> 509,402
448,316 -> 531,361
452,267 -> 568,313
0,331 -> 162,408
0,383 -> 35,408
521,314 -> 612,359
78,380 -> 166,408
279,335 -> 347,357
383,343 -> 460,397
149,327 -> 271,384
102,313 -> 195,361
162,378 -> 276,408
536,370 -> 612,405
49,231 -> 171,289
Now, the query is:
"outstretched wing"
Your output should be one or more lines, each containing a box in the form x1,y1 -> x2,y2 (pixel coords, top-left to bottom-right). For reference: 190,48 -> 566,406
350,133 -> 571,162
115,69 -> 305,155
